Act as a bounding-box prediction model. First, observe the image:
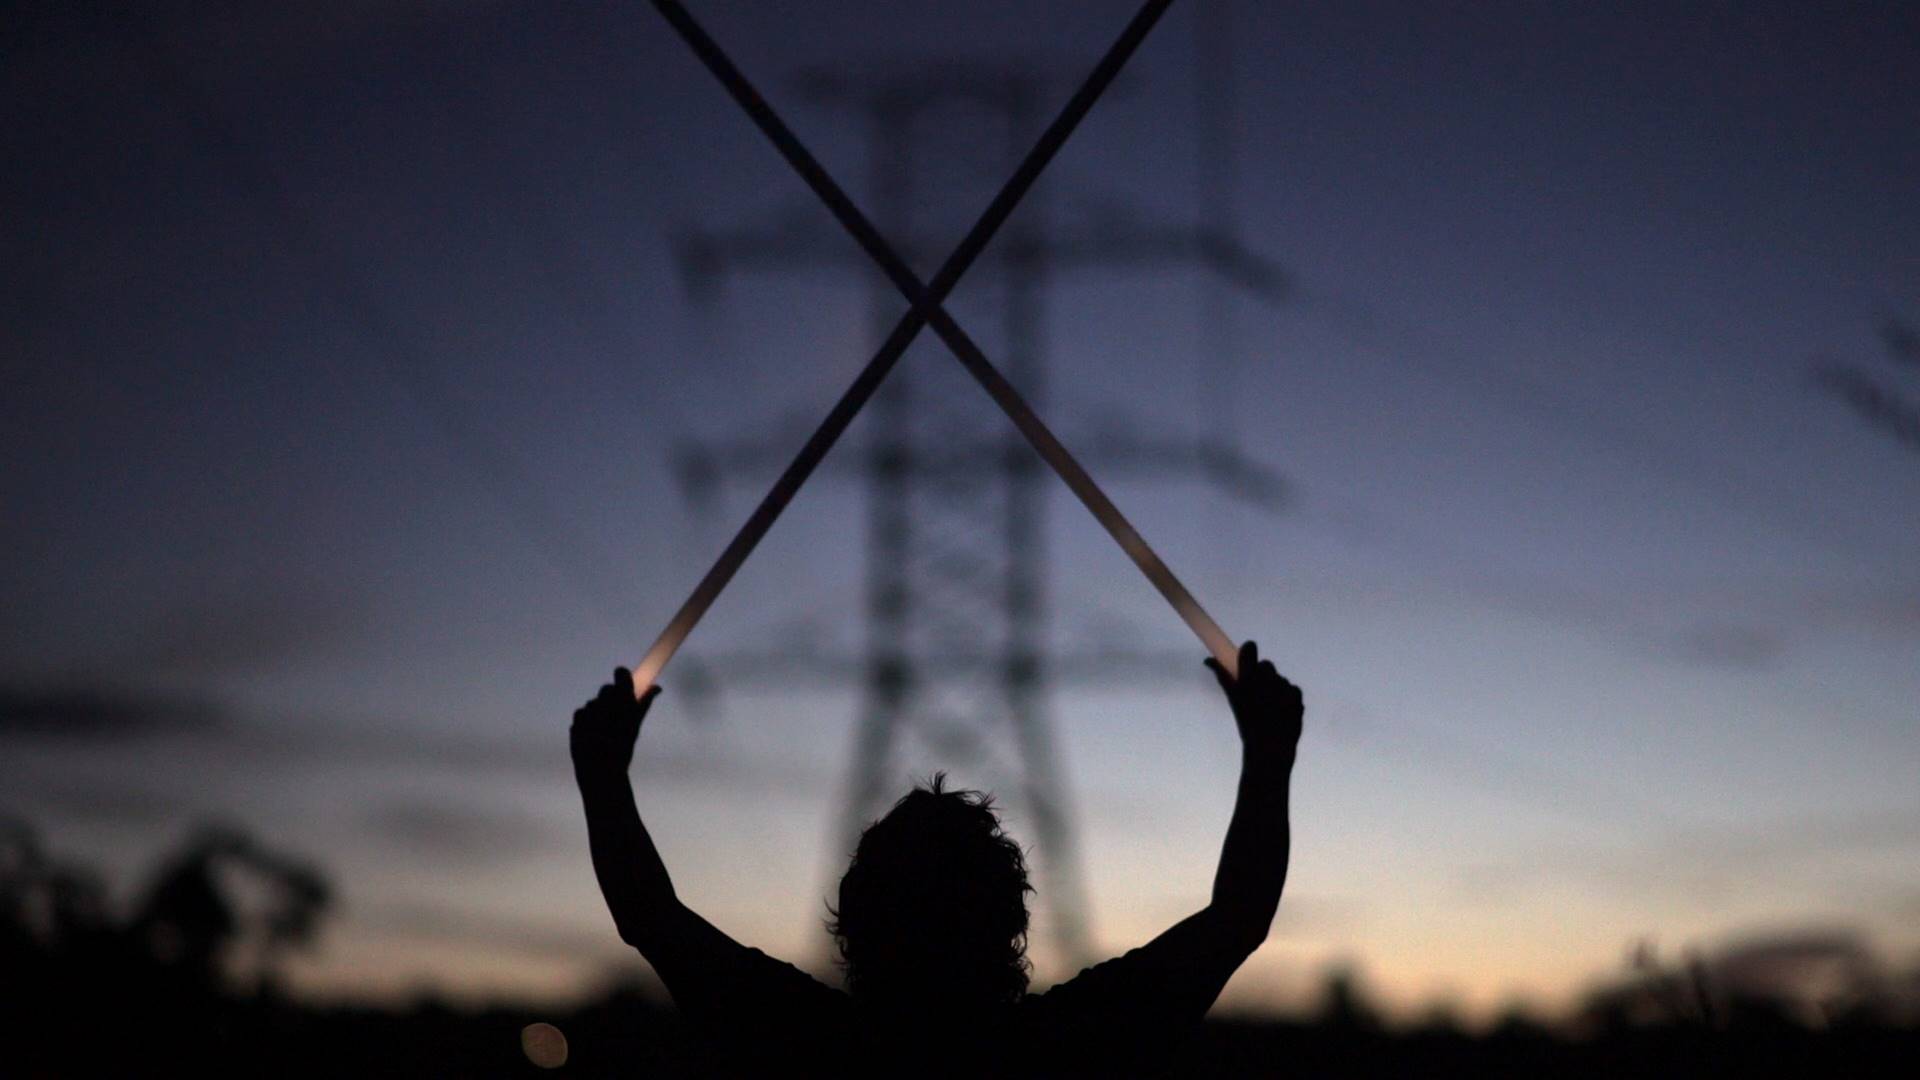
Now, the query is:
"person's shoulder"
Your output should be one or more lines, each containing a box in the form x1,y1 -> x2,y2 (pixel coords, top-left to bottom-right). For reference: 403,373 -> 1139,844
680,949 -> 854,1071
1025,946 -> 1156,1003
732,947 -> 848,1000
1021,945 -> 1216,1037
1017,953 -> 1135,1029
1014,963 -> 1191,1077
668,942 -> 849,1024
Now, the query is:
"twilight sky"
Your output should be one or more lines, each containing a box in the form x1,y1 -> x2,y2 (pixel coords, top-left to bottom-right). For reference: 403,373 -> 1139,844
4,1 -> 1918,1018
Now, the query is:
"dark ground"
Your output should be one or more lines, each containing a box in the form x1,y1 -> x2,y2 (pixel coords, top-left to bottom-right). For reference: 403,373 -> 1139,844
9,982 -> 1918,1078
7,822 -> 1916,1076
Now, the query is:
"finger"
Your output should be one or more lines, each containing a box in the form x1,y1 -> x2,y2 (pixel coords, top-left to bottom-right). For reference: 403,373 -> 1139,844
615,667 -> 635,693
641,685 -> 663,704
1205,657 -> 1234,692
1239,640 -> 1258,675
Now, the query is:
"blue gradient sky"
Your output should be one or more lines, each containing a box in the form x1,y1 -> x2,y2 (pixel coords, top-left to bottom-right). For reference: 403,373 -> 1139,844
4,1 -> 1917,1017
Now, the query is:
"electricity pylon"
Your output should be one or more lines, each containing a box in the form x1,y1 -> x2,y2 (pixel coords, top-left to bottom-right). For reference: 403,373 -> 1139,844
671,60 -> 1285,972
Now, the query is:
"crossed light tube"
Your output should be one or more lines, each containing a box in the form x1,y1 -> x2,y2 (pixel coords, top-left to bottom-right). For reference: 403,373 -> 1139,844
633,0 -> 1238,693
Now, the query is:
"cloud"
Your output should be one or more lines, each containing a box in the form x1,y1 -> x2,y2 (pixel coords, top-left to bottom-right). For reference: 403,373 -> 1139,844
1662,623 -> 1786,672
1455,807 -> 1920,903
1797,591 -> 1920,637
111,581 -> 367,677
251,721 -> 830,792
1811,363 -> 1920,452
354,901 -> 623,965
0,665 -> 816,781
0,685 -> 226,740
1887,890 -> 1920,921
5,776 -> 186,826
1881,317 -> 1918,370
0,670 -> 831,854
359,798 -> 556,863
1322,698 -> 1677,831
1269,894 -> 1368,937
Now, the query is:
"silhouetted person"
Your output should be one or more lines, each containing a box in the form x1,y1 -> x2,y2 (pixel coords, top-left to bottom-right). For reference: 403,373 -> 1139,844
572,640 -> 1302,1076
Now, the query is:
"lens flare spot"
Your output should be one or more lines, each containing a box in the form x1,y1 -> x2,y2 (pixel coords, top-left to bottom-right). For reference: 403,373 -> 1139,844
521,1021 -> 568,1069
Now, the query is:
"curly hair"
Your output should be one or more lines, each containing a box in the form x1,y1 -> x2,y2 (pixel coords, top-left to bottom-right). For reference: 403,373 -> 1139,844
828,774 -> 1034,1004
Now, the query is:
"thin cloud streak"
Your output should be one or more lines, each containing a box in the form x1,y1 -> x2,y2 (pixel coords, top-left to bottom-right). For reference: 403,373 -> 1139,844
0,685 -> 227,740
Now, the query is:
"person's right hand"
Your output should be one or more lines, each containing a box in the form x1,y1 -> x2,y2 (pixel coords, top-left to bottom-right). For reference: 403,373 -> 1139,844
1206,641 -> 1303,765
570,667 -> 661,778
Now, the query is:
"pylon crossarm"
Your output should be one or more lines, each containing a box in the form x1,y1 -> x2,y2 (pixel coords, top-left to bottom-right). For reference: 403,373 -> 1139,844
636,0 -> 1234,692
651,0 -> 1234,675
650,0 -> 1170,326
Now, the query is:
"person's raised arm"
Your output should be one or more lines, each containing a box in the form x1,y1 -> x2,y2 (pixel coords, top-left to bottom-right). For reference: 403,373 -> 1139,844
571,669 -> 847,1036
1201,639 -> 1302,954
1037,640 -> 1301,1025
570,668 -> 740,980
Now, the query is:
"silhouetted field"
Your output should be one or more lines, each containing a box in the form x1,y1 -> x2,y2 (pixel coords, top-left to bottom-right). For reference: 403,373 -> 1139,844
10,982 -> 1919,1077
7,821 -> 1916,1076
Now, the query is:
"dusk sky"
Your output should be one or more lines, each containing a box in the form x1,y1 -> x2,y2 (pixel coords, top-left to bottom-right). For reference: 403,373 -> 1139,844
5,1 -> 1917,1019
